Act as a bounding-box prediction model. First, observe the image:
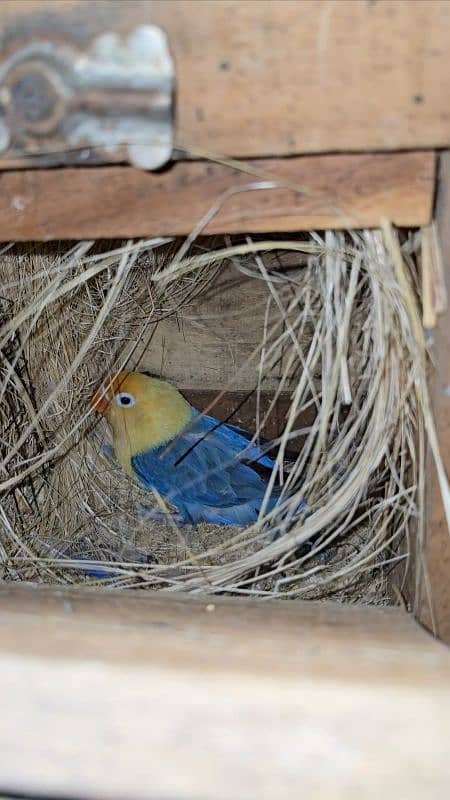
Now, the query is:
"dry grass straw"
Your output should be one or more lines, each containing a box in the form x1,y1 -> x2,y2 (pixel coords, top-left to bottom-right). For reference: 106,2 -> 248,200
0,224 -> 443,608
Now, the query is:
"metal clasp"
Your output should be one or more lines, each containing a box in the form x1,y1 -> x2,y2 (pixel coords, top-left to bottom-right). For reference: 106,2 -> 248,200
0,25 -> 174,170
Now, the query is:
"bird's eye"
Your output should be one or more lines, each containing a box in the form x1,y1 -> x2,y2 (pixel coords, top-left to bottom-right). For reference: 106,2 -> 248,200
115,392 -> 136,408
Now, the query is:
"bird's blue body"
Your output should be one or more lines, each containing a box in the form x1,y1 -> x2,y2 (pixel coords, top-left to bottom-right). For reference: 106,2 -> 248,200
132,411 -> 280,525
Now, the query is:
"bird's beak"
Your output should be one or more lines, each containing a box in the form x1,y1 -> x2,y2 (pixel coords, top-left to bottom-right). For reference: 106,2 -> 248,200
91,383 -> 111,415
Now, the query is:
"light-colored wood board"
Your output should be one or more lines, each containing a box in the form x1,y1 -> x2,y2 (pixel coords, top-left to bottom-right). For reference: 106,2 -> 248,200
1,1 -> 450,158
0,151 -> 435,241
420,152 -> 450,643
0,584 -> 449,800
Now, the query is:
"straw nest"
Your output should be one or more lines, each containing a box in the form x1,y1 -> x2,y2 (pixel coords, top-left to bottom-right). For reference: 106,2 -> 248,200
0,225 -> 440,604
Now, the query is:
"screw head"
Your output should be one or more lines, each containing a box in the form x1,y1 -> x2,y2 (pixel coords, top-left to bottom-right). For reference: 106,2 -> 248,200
6,62 -> 66,135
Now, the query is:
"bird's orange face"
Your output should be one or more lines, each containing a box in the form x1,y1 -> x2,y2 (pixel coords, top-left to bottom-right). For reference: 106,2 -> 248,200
91,371 -> 138,416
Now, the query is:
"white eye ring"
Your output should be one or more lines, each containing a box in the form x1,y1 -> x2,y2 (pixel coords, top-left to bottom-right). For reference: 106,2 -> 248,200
115,392 -> 136,409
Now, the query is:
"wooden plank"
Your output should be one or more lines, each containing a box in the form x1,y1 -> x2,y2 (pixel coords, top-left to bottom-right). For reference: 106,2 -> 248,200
0,584 -> 449,800
419,152 -> 450,643
0,151 -> 435,241
1,1 -> 450,159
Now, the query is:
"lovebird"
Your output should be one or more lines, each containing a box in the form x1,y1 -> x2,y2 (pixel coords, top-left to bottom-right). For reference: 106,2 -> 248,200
91,371 -> 295,527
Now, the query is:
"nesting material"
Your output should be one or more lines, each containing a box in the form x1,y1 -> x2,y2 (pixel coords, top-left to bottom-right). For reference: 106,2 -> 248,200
0,229 -> 435,603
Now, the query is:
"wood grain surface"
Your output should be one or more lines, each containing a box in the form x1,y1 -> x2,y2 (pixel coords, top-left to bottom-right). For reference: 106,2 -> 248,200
1,1 -> 450,159
0,151 -> 435,241
420,152 -> 450,643
0,584 -> 449,800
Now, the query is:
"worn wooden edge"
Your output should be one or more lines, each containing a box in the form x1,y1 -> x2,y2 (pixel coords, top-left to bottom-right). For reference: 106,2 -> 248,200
419,152 -> 450,643
1,583 -> 449,684
0,151 -> 435,241
1,2 -> 450,160
0,584 -> 449,800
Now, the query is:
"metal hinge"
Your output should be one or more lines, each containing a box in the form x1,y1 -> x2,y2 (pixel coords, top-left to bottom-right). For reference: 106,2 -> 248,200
0,24 -> 174,170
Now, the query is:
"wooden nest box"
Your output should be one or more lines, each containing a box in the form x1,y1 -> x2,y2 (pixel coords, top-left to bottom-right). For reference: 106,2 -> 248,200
0,2 -> 449,798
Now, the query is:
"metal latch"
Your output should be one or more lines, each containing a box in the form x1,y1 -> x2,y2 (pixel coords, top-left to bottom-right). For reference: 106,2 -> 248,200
0,25 -> 174,170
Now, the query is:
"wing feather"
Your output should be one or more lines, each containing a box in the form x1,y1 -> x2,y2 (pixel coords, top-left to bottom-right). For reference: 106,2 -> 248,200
131,412 -> 280,524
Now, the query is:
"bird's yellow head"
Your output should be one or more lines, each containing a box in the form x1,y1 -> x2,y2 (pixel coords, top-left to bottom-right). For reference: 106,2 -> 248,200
91,371 -> 193,471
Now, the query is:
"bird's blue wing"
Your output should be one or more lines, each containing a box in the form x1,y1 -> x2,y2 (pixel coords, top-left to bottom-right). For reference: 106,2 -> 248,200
213,419 -> 276,468
131,412 -> 281,525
